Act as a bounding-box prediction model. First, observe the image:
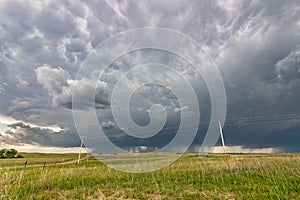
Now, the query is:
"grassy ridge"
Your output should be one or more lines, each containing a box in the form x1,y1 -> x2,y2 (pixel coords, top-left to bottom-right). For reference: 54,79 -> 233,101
0,153 -> 299,199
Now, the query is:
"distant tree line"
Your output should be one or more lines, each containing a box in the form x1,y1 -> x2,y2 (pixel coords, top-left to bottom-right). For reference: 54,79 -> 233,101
0,148 -> 23,158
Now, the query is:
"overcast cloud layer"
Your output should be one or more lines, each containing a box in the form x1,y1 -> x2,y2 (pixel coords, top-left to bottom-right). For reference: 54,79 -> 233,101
0,0 -> 300,152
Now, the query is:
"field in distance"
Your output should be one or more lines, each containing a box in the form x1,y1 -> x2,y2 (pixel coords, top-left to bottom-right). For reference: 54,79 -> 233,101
0,153 -> 299,199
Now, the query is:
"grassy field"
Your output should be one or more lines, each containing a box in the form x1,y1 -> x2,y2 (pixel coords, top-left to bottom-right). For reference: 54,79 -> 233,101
0,153 -> 80,168
0,153 -> 299,199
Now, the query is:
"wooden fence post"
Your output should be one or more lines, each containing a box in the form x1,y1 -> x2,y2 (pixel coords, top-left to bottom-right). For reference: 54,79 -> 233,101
42,162 -> 46,170
24,161 -> 28,172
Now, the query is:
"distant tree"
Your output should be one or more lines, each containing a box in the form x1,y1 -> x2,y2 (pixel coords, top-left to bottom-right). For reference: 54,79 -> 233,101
0,149 -> 5,158
6,148 -> 17,158
0,148 -> 23,158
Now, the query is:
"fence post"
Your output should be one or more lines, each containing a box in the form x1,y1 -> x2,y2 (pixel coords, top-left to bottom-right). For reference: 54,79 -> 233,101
24,161 -> 27,172
42,162 -> 46,170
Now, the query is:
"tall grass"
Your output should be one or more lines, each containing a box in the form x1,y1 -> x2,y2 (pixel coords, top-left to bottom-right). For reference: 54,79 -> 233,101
0,154 -> 299,199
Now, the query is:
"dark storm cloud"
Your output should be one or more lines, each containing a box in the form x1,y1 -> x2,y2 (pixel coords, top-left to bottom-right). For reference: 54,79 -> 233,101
7,122 -> 30,129
0,0 -> 299,151
209,0 -> 300,151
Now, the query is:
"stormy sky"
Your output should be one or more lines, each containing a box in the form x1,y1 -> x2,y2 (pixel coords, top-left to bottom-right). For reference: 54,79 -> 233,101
0,0 -> 300,153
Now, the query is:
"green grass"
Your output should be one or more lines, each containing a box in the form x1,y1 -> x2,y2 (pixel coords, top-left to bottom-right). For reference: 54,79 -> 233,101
0,153 -> 300,199
0,153 -> 82,168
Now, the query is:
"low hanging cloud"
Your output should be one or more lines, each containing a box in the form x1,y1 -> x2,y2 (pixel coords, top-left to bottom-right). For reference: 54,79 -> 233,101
35,64 -> 110,109
3,122 -> 80,147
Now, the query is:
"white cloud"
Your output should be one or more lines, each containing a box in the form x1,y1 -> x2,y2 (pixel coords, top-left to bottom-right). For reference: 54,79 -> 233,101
174,106 -> 188,113
0,143 -> 88,154
16,75 -> 29,88
211,145 -> 282,154
35,64 -> 110,109
0,82 -> 6,94
275,47 -> 300,81
0,114 -> 18,125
